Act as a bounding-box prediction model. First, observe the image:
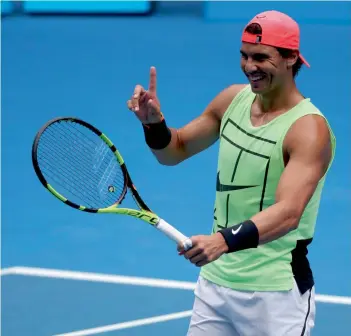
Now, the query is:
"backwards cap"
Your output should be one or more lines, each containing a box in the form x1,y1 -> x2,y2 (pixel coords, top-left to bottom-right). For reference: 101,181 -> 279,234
242,10 -> 310,68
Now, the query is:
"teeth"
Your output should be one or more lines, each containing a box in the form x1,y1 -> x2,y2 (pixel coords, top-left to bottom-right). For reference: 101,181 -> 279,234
251,75 -> 264,81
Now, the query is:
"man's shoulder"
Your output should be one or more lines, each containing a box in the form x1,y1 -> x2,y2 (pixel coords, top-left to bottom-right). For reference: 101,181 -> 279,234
289,99 -> 331,135
301,99 -> 324,114
209,84 -> 249,120
220,84 -> 249,102
284,109 -> 333,156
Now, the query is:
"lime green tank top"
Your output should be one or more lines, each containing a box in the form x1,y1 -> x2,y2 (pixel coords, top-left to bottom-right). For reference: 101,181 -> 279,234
200,85 -> 336,292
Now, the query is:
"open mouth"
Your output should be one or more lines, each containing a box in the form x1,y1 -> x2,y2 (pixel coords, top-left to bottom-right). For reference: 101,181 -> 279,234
248,73 -> 266,83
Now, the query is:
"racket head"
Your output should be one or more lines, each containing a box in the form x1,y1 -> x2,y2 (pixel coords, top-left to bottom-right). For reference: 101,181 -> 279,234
32,117 -> 129,212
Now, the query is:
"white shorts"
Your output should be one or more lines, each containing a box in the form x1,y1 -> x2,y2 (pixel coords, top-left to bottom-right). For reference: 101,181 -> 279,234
187,276 -> 315,336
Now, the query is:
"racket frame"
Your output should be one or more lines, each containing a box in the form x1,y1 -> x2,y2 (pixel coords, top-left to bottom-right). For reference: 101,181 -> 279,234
32,117 -> 158,225
32,117 -> 192,250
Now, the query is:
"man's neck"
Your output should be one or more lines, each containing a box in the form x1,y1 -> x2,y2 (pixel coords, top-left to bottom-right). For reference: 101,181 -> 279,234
257,79 -> 303,113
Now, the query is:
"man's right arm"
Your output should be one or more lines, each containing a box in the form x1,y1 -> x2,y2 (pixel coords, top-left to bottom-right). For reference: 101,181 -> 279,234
127,67 -> 246,165
149,84 -> 246,166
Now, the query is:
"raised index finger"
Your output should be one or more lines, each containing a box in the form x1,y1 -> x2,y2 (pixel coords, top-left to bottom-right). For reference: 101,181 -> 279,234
148,66 -> 157,94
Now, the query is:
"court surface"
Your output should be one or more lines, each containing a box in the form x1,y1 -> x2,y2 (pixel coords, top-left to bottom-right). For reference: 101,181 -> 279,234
2,7 -> 350,336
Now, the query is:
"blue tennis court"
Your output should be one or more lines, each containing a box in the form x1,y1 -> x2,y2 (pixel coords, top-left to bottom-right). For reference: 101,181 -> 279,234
2,2 -> 350,335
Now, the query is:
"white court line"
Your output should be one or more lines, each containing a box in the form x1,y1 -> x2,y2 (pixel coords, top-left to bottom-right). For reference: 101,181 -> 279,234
1,266 -> 351,305
52,310 -> 193,336
0,266 -> 195,290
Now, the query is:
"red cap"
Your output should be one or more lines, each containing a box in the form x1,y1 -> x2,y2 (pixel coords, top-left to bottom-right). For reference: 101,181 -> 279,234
242,11 -> 310,68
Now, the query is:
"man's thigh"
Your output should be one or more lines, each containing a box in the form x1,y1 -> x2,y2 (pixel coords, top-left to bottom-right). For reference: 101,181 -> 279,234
187,276 -> 316,336
187,276 -> 238,336
228,280 -> 316,336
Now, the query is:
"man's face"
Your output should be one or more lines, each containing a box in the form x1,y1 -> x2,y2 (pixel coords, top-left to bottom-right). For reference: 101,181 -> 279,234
240,42 -> 295,94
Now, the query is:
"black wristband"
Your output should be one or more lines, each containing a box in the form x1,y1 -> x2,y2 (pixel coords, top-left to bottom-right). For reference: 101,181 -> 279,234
142,119 -> 172,150
219,220 -> 259,253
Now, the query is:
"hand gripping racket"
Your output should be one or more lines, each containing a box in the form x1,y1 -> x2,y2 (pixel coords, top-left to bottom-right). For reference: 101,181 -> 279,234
31,117 -> 193,251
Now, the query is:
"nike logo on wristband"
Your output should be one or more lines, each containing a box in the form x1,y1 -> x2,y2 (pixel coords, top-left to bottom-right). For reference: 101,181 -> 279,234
232,225 -> 242,235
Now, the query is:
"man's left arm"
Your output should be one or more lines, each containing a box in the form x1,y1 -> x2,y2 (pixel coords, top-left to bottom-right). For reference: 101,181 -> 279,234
252,114 -> 332,244
180,115 -> 333,266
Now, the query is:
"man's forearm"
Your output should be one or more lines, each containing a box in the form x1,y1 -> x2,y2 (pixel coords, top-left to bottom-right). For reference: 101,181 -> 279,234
251,201 -> 300,245
218,200 -> 300,254
150,128 -> 187,166
143,112 -> 221,166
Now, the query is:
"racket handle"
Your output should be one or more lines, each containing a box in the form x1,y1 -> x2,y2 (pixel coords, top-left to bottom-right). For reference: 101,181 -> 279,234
156,218 -> 193,251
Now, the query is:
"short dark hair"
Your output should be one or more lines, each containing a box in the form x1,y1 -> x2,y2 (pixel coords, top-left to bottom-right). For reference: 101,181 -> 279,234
244,23 -> 303,77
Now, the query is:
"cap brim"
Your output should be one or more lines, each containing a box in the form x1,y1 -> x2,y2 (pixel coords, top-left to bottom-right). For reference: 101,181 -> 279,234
299,53 -> 310,68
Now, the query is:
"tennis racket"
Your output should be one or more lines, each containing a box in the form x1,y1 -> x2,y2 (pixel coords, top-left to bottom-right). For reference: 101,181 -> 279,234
31,117 -> 192,251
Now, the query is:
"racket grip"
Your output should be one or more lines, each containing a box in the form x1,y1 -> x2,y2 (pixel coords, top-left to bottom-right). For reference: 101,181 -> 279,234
156,218 -> 193,251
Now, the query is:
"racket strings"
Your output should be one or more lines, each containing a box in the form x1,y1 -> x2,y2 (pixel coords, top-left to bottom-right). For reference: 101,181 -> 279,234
97,150 -> 122,193
46,126 -> 99,160
47,123 -> 120,178
38,134 -> 124,208
37,121 -> 126,209
38,141 -> 118,208
55,122 -> 125,195
38,138 -> 120,191
38,153 -> 104,206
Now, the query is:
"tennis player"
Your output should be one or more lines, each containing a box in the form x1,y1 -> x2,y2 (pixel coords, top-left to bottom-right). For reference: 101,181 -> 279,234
127,10 -> 336,336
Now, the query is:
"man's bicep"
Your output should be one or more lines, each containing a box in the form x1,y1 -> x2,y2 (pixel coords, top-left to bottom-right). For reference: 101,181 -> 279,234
276,116 -> 332,217
276,158 -> 324,217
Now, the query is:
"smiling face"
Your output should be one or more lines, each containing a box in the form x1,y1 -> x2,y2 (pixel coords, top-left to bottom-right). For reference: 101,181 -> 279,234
240,42 -> 298,95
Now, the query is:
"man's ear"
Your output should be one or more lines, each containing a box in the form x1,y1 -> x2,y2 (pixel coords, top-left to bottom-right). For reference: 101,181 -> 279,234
286,50 -> 299,69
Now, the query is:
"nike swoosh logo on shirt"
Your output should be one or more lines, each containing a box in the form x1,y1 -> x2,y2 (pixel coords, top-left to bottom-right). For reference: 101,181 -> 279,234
216,172 -> 258,192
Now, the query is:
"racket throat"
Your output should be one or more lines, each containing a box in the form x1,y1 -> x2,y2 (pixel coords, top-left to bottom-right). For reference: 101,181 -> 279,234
99,207 -> 159,225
